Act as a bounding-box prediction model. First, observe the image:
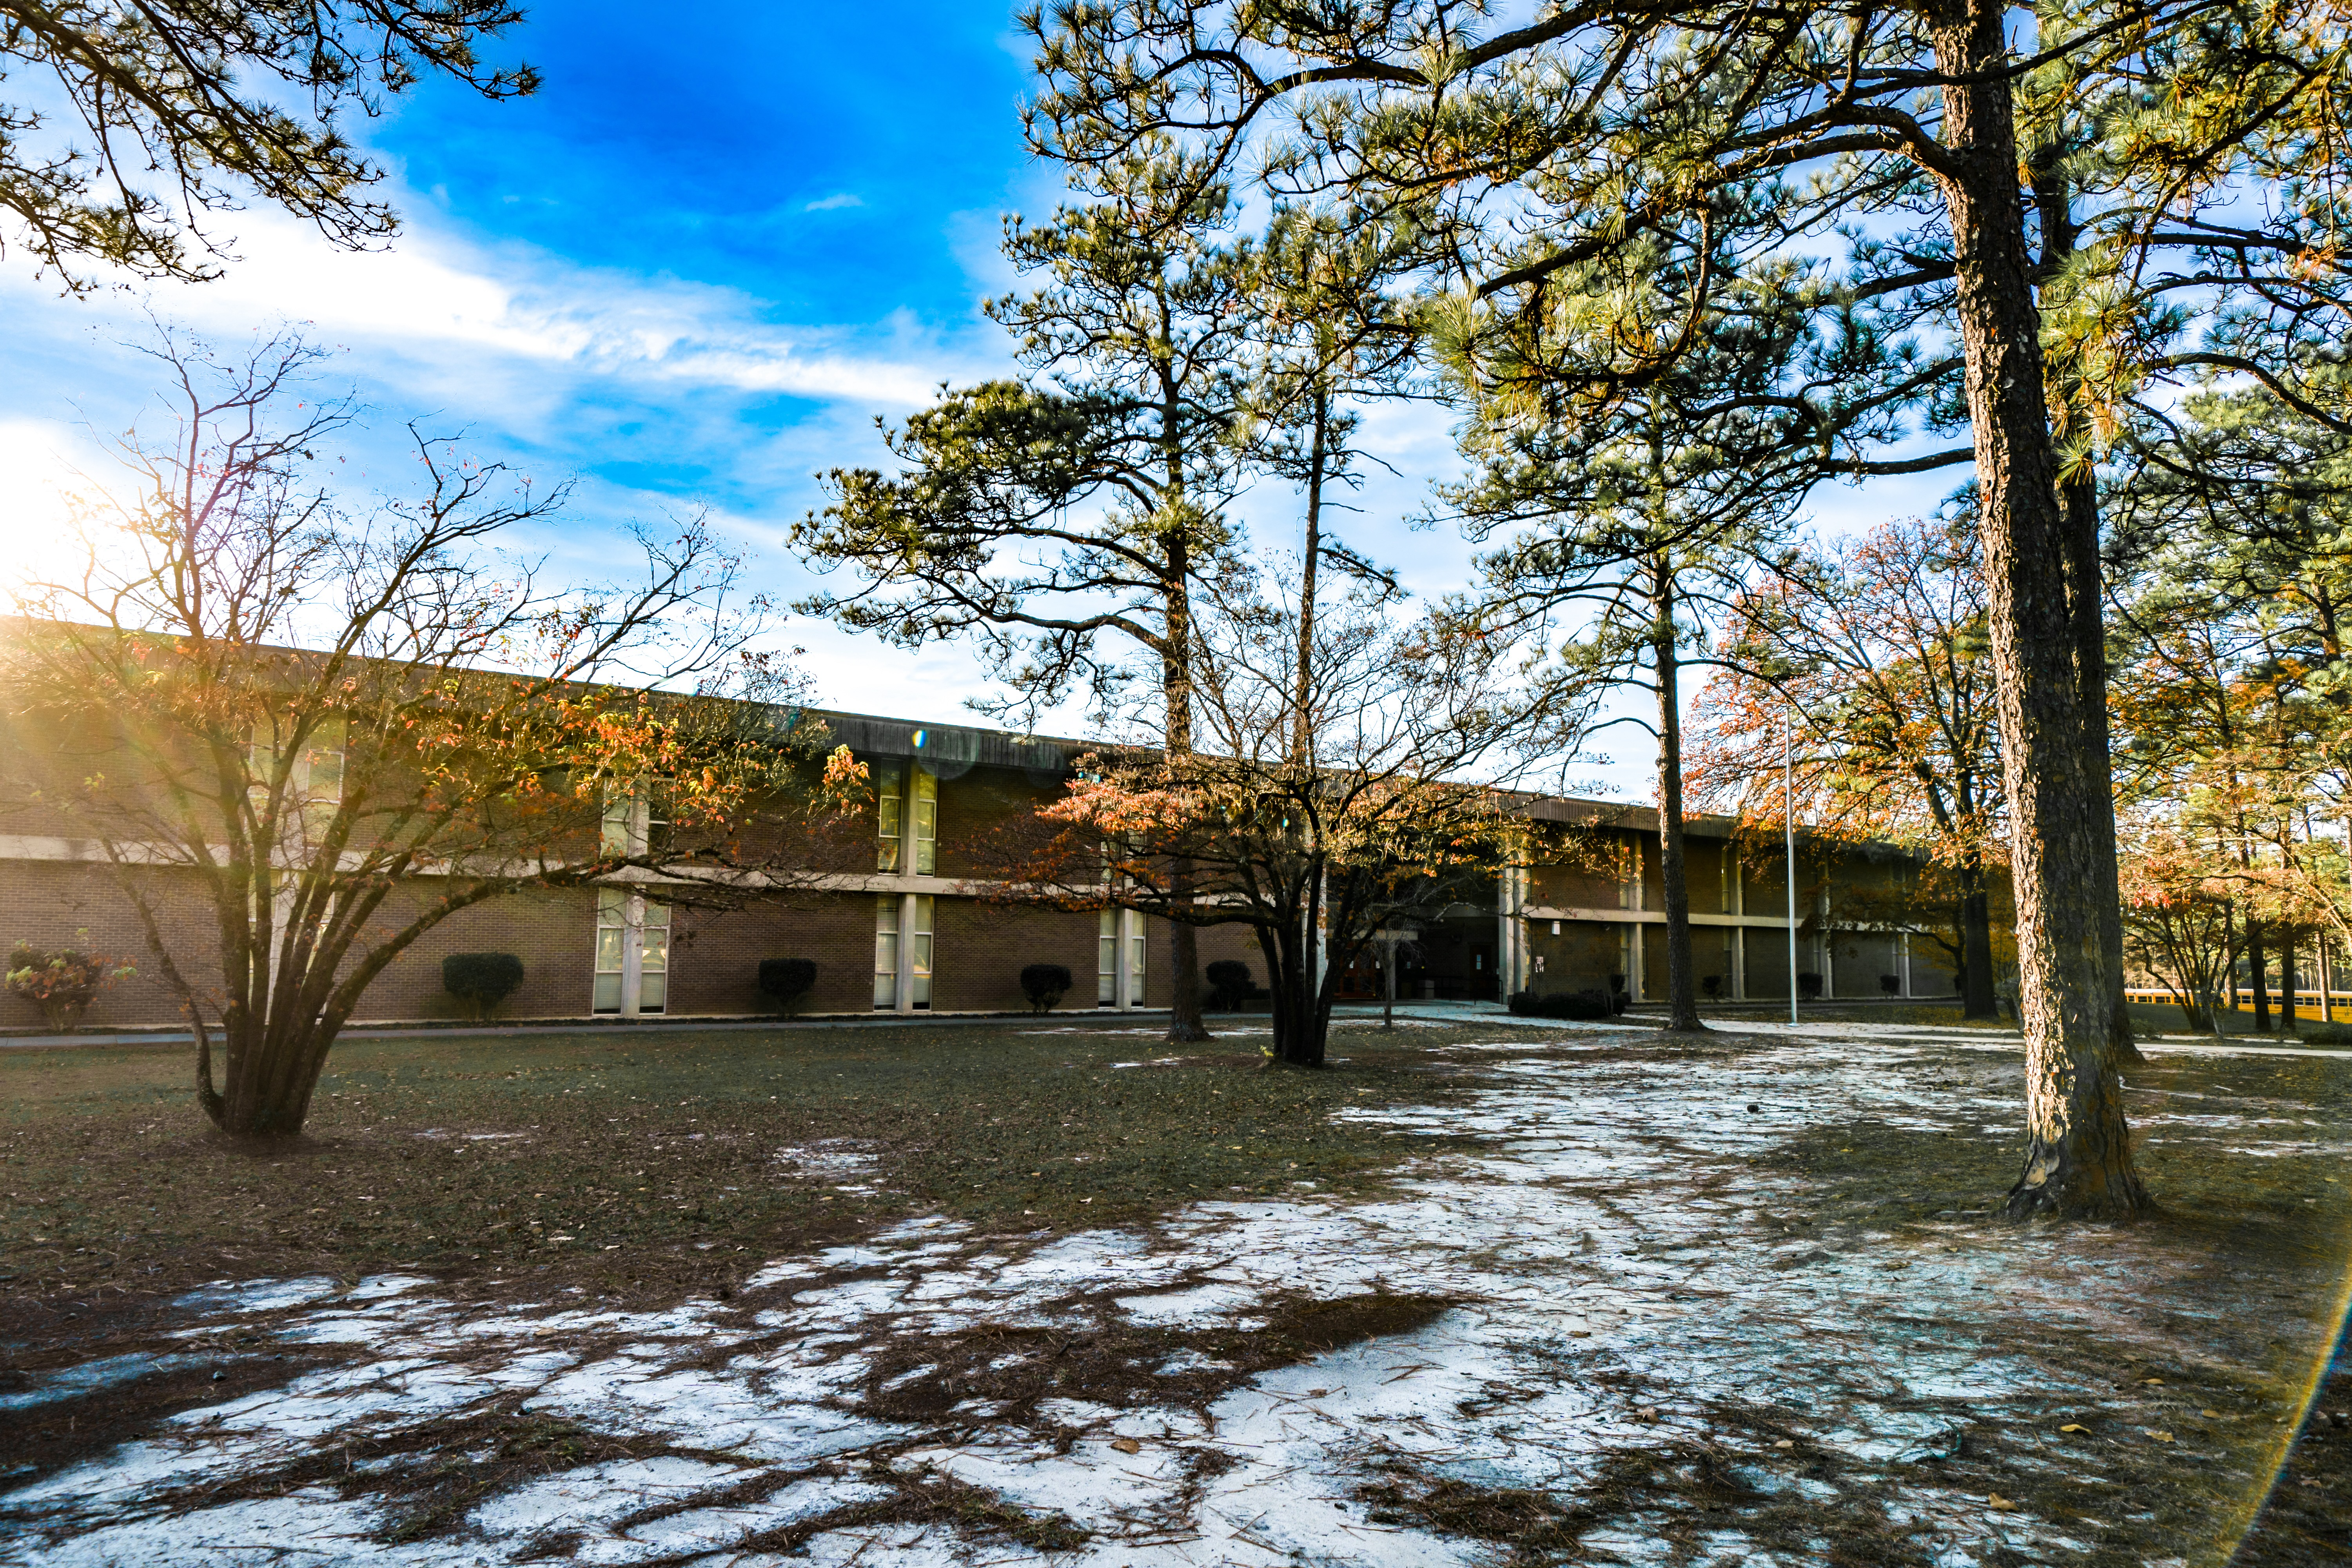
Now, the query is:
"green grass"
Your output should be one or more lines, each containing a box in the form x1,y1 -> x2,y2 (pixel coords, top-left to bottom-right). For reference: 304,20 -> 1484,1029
0,1019 -> 1482,1305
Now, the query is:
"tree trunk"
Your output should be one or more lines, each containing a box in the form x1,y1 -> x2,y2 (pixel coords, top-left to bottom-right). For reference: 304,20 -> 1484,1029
2248,918 -> 2271,1033
1928,0 -> 2145,1218
1960,881 -> 2001,1020
2058,468 -> 2142,1065
1294,383 -> 1326,765
1652,566 -> 1705,1033
207,1013 -> 331,1140
1162,530 -> 1209,1045
2281,932 -> 2299,1037
1257,915 -> 1327,1067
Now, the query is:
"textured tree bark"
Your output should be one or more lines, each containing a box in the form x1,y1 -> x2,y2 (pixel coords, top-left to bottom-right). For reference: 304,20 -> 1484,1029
2058,469 -> 2142,1065
1929,0 -> 2146,1218
1960,882 -> 2000,1021
2248,919 -> 2271,1033
1652,568 -> 1705,1033
1256,916 -> 1327,1066
1162,525 -> 1210,1045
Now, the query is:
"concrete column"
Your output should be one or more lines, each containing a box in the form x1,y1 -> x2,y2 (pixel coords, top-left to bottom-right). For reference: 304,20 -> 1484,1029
1733,926 -> 1746,1001
1497,867 -> 1523,995
619,889 -> 646,1016
1631,922 -> 1646,1003
895,890 -> 918,1014
1817,891 -> 1833,999
1116,909 -> 1140,1010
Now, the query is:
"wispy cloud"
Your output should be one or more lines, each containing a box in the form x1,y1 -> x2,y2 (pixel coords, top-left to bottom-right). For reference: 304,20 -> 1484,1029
803,192 -> 865,212
0,205 -> 982,413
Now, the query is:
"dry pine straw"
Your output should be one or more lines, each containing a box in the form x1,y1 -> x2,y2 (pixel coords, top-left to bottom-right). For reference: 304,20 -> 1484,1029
2,1019 -> 2350,1566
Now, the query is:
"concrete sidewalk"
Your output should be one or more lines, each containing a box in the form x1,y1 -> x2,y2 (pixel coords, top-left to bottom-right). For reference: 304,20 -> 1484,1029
0,1007 -> 1177,1051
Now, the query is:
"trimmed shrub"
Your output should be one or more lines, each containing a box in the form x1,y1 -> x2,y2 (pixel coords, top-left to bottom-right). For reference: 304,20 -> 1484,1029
7,938 -> 134,1032
759,958 -> 818,1014
2293,1020 -> 2352,1046
1879,974 -> 1900,995
442,953 -> 525,1020
1506,988 -> 1614,1021
1020,963 -> 1073,1013
1797,971 -> 1824,1000
1700,974 -> 1722,999
1205,960 -> 1254,1011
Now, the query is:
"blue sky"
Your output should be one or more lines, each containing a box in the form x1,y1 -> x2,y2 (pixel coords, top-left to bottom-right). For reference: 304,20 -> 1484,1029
0,0 -> 1955,798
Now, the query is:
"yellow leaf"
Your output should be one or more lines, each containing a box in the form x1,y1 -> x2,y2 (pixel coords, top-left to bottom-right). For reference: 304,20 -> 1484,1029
2058,1423 -> 2087,1434
1110,1437 -> 1142,1455
1987,1494 -> 2017,1511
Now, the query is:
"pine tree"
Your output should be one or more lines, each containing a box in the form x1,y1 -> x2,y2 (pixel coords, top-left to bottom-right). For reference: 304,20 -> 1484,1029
1020,0 -> 2352,1215
794,145 -> 1250,1044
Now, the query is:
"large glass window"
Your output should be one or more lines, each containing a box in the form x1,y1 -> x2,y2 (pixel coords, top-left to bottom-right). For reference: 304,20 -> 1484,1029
875,895 -> 934,1009
1096,910 -> 1145,1006
874,762 -> 935,873
910,895 -> 932,1007
593,889 -> 668,1014
874,895 -> 898,1007
637,901 -> 670,1013
875,762 -> 904,870
1098,910 -> 1118,1005
910,767 -> 936,874
594,889 -> 627,1013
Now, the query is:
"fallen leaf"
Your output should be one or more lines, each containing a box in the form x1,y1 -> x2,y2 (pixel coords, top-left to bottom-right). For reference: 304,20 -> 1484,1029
1110,1437 -> 1142,1455
2201,1409 -> 2221,1418
2058,1424 -> 2087,1434
1773,1439 -> 1795,1450
2149,1430 -> 2174,1443
1987,1494 -> 2018,1512
2143,1377 -> 2165,1386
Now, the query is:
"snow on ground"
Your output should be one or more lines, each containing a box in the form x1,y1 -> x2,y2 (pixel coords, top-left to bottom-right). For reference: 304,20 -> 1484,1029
1,1028 -> 2339,1566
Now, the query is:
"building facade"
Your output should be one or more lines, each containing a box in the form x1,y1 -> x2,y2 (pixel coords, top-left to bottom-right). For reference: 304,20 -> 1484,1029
0,703 -> 1947,1032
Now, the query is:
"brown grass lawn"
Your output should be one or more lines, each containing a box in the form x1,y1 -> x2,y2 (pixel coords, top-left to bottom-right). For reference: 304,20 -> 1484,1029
0,1018 -> 1486,1311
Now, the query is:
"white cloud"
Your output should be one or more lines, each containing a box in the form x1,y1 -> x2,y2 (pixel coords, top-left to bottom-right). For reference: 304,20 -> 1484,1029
0,204 -> 983,415
803,192 -> 865,212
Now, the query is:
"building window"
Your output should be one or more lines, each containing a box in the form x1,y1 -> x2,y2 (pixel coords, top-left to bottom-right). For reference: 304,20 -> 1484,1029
875,762 -> 902,870
595,890 -> 626,1013
601,788 -> 670,860
249,718 -> 345,844
875,895 -> 934,1009
1615,840 -> 1642,910
911,767 -> 936,874
593,889 -> 670,1015
875,763 -> 936,873
638,901 -> 670,1013
1096,910 -> 1144,1007
1098,910 -> 1118,1005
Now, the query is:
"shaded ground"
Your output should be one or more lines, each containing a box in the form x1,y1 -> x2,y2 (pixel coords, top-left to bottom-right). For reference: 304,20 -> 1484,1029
1,1019 -> 2348,1566
0,1019 -> 1479,1308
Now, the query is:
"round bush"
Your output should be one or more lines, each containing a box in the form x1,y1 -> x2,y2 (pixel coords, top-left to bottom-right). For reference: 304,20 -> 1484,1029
443,953 -> 524,1019
1506,988 -> 1613,1021
1020,963 -> 1073,1013
759,958 -> 818,1012
1205,959 -> 1253,1009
